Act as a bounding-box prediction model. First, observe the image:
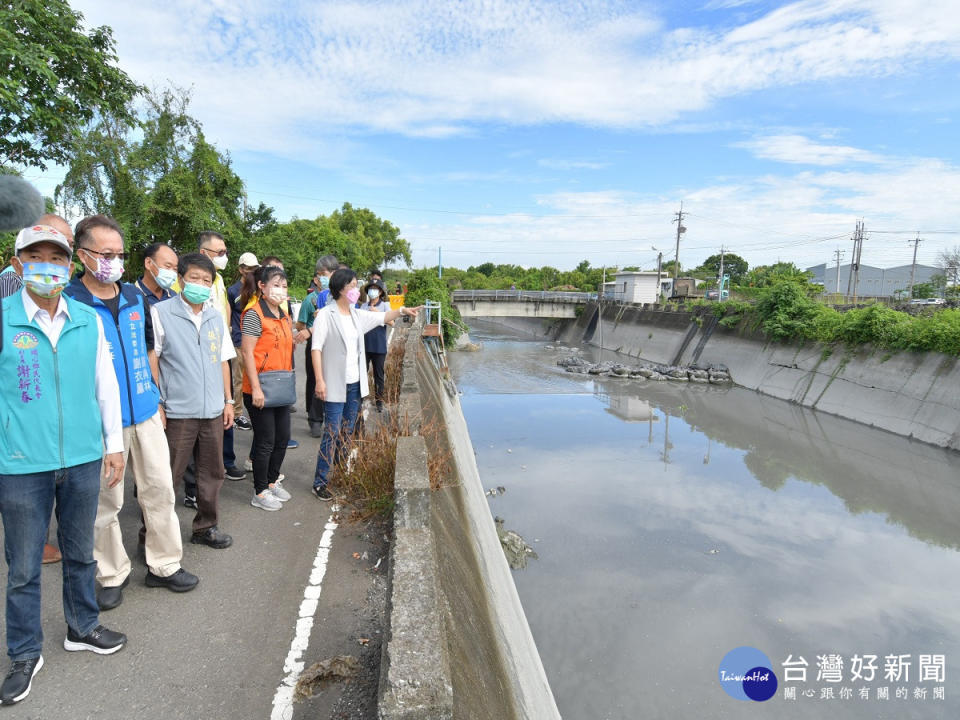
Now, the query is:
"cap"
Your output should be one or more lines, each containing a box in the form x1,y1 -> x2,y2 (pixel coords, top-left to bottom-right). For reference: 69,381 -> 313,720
15,224 -> 72,255
238,252 -> 260,268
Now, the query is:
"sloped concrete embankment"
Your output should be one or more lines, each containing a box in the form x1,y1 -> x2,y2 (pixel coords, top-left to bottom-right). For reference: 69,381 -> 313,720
378,327 -> 561,719
559,301 -> 960,451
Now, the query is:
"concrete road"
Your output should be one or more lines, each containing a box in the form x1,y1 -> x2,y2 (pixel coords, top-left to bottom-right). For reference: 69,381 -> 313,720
1,398 -> 387,719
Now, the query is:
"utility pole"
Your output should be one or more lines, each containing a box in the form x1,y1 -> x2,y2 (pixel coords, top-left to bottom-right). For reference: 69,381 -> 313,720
851,220 -> 864,304
846,223 -> 858,302
908,234 -> 922,300
833,247 -> 844,296
717,245 -> 725,301
656,251 -> 663,302
672,201 -> 686,283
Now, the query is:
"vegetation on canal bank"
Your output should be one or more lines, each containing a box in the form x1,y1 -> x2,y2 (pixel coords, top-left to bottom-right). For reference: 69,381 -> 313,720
703,278 -> 960,355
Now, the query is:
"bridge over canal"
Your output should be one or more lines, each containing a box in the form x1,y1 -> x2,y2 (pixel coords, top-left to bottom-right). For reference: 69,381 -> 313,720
451,289 -> 595,318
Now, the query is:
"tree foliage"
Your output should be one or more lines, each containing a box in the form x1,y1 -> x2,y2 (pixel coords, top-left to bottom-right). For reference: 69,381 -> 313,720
695,253 -> 748,283
0,0 -> 140,169
403,268 -> 463,344
57,88 -> 411,287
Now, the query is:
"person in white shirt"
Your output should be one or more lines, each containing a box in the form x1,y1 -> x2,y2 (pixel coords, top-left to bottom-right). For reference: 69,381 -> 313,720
309,268 -> 420,500
0,225 -> 127,706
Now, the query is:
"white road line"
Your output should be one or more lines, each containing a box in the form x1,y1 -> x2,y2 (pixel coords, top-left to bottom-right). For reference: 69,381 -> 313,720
270,505 -> 340,720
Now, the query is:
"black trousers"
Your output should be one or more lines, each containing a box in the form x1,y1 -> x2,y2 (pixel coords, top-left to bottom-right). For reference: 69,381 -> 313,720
304,344 -> 324,423
367,352 -> 386,401
243,394 -> 291,494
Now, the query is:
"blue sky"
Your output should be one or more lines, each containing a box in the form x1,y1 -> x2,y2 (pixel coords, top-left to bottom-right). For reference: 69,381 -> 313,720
33,0 -> 960,271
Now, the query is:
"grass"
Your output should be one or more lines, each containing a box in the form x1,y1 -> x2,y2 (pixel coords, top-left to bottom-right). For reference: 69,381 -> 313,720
327,329 -> 454,520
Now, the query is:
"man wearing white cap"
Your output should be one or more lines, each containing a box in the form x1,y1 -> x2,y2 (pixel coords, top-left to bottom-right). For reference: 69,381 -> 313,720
0,225 -> 128,705
228,251 -> 259,431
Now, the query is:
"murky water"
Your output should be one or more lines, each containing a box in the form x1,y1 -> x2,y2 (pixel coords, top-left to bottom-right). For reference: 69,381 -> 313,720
448,323 -> 960,720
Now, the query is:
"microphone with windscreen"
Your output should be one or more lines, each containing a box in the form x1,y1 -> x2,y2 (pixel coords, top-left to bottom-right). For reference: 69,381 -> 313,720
0,175 -> 45,232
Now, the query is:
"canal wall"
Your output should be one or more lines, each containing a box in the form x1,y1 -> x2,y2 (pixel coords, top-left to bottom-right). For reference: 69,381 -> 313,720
379,324 -> 561,719
550,302 -> 960,452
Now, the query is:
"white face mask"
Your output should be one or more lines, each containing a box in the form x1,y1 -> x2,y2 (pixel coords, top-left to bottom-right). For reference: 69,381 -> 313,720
367,288 -> 381,299
211,254 -> 228,271
267,287 -> 287,304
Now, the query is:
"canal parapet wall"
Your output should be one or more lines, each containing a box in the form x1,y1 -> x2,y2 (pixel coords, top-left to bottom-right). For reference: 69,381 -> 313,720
555,302 -> 960,452
379,323 -> 561,719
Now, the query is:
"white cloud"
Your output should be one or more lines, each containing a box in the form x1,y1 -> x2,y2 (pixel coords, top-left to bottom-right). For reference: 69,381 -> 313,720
538,158 -> 611,170
71,0 -> 960,150
405,155 -> 960,270
735,134 -> 887,165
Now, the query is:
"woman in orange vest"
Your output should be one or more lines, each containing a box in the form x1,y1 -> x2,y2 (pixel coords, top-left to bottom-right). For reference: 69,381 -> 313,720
240,265 -> 295,511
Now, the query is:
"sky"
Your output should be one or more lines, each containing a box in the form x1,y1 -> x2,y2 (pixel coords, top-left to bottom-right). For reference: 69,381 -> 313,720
31,0 -> 960,272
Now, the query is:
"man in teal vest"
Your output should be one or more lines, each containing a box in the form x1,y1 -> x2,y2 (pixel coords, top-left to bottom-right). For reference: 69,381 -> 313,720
150,253 -> 235,549
0,225 -> 128,706
65,215 -> 199,611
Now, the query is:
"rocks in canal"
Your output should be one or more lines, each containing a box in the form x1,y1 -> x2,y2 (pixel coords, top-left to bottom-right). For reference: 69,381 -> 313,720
554,356 -> 734,385
494,517 -> 539,570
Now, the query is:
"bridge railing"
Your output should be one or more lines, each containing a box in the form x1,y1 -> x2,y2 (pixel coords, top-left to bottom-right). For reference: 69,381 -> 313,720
451,290 -> 597,303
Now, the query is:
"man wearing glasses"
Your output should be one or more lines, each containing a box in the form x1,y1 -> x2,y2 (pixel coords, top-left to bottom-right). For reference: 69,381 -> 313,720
65,215 -> 198,611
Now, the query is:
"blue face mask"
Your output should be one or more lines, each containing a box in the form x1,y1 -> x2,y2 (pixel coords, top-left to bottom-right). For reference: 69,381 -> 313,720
21,261 -> 70,299
182,282 -> 212,305
319,275 -> 330,289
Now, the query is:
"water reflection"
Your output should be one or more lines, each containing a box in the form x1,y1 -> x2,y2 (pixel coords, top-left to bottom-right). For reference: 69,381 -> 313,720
449,330 -> 959,720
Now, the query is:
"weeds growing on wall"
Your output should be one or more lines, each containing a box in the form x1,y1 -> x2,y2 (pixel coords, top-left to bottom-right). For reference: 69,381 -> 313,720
328,329 -> 453,520
704,280 -> 960,355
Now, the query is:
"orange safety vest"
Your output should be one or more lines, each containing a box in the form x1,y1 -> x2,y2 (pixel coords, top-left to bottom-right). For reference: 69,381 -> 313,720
242,298 -> 293,395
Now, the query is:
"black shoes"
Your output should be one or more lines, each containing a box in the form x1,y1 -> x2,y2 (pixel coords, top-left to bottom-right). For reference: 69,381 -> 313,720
234,415 -> 252,431
63,625 -> 126,655
183,494 -> 198,509
309,421 -> 324,438
0,656 -> 42,705
96,576 -> 129,611
225,465 -> 246,481
376,400 -> 383,412
190,526 -> 233,549
311,485 -> 334,501
145,568 -> 199,593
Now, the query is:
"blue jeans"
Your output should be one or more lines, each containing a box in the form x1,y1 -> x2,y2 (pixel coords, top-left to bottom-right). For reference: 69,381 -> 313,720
0,459 -> 101,660
313,382 -> 361,489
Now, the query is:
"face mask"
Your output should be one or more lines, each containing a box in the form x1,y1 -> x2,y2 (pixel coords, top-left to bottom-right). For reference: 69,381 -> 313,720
267,287 -> 287,304
182,282 -> 212,305
211,254 -> 228,271
345,287 -> 361,304
21,261 -> 70,299
150,261 -> 177,290
319,275 -> 330,289
367,288 -> 380,300
85,251 -> 124,283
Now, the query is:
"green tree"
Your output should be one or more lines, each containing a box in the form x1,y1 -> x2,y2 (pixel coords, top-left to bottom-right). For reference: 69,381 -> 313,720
1,0 -> 140,169
329,202 -> 411,268
696,253 -> 748,283
742,262 -> 812,288
403,268 -> 463,344
911,282 -> 934,299
57,87 -> 251,261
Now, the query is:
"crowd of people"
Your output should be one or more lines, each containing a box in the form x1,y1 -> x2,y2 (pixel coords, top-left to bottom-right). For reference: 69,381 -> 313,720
0,213 -> 419,705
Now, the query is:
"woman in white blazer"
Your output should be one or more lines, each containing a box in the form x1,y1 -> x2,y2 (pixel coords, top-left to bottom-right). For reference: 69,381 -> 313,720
309,268 -> 420,500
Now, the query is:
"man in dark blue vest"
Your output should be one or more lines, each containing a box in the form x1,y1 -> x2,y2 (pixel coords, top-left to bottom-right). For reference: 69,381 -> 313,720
65,215 -> 199,611
0,225 -> 127,706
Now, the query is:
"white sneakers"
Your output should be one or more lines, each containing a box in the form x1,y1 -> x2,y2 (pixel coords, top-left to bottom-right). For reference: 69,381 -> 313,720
251,491 -> 282,511
251,480 -> 291,511
269,480 -> 291,502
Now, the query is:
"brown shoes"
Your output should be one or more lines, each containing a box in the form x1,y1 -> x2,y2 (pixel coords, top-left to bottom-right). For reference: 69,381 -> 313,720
41,544 -> 61,565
